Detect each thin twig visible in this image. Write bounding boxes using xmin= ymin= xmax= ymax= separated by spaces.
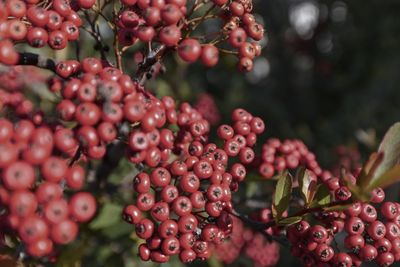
xmin=186 ymin=3 xmax=216 ymax=36
xmin=83 ymin=11 xmax=109 ymax=62
xmin=112 ymin=2 xmax=123 ymax=70
xmin=218 ymin=48 xmax=238 ymax=55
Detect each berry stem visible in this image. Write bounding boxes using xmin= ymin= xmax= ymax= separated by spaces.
xmin=186 ymin=3 xmax=216 ymax=36
xmin=136 ymin=44 xmax=168 ymax=85
xmin=112 ymin=1 xmax=123 ymax=71
xmin=83 ymin=11 xmax=110 ymax=63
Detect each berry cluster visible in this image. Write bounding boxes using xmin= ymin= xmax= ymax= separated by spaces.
xmin=127 ymin=98 xmax=210 ymax=167
xmin=123 ymin=108 xmax=265 ymax=263
xmin=0 ymin=87 xmax=34 ymax=117
xmin=0 ymin=0 xmax=265 ymax=72
xmin=0 ymin=65 xmax=46 ymax=92
xmin=258 ymin=138 xmax=323 ymax=179
xmin=0 ymin=0 xmax=88 ymax=65
xmin=285 ymin=166 xmax=400 ymax=267
xmin=193 ymin=92 xmax=221 ymax=125
xmin=54 ymin=60 xmax=140 ymax=159
xmin=0 ymin=118 xmax=96 ymax=258
xmin=115 ymin=0 xmax=264 ymax=70
xmin=214 ymin=214 xmax=280 ymax=266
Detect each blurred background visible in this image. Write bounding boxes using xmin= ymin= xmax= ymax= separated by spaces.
xmin=175 ymin=0 xmax=400 ymax=168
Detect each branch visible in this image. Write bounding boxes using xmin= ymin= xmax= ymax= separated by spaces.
xmin=231 ymin=199 xmax=353 ymax=245
xmin=112 ymin=2 xmax=122 ymax=70
xmin=230 ymin=209 xmax=277 ymax=243
xmin=135 ymin=44 xmax=168 ymax=85
xmin=17 ymin=52 xmax=57 ymax=72
xmin=291 ymin=199 xmax=352 ymax=217
xmin=83 ymin=11 xmax=109 ymax=63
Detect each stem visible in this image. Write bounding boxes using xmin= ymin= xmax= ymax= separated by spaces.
xmin=218 ymin=48 xmax=238 ymax=55
xmin=186 ymin=14 xmax=219 ymax=24
xmin=69 ymin=146 xmax=82 ymax=167
xmin=229 ymin=209 xmax=276 ymax=242
xmin=112 ymin=2 xmax=123 ymax=70
xmin=230 ymin=199 xmax=353 ymax=244
xmin=292 ymin=200 xmax=352 ymax=217
xmin=135 ymin=44 xmax=168 ymax=85
xmin=83 ymin=11 xmax=109 ymax=62
xmin=186 ymin=3 xmax=216 ymax=37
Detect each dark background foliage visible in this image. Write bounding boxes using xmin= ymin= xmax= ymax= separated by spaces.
xmin=190 ymin=0 xmax=400 ymax=166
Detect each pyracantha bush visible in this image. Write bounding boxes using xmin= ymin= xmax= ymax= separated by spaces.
xmin=1 ymin=0 xmax=400 ymax=267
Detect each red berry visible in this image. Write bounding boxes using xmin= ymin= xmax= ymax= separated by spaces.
xmin=178 ymin=38 xmax=201 ymax=63
xmin=69 ymin=192 xmax=97 ymax=222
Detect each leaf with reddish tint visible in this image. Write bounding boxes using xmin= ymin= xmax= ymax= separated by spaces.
xmin=297 ymin=168 xmax=317 ymax=206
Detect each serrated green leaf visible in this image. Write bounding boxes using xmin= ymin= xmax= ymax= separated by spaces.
xmin=310 ymin=185 xmax=331 ymax=208
xmin=277 ymin=216 xmax=303 ymax=226
xmin=272 ymin=172 xmax=292 ymax=220
xmin=89 ymin=203 xmax=123 ymax=230
xmin=297 ymin=168 xmax=317 ymax=206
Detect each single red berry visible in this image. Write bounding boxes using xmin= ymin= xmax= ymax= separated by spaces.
xmin=178 ymin=38 xmax=201 ymax=63
xmin=123 ymin=204 xmax=142 ymax=224
xmin=51 ymin=219 xmax=78 ymax=244
xmin=69 ymin=192 xmax=97 ymax=222
xmin=135 ymin=218 xmax=154 ymax=239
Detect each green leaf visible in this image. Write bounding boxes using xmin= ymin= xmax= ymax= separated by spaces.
xmin=369 ymin=122 xmax=400 ymax=185
xmin=101 ymin=221 xmax=133 ymax=239
xmin=297 ymin=168 xmax=317 ymax=206
xmin=56 ymin=241 xmax=87 ymax=267
xmin=323 ymin=204 xmax=352 ymax=212
xmin=277 ymin=216 xmax=303 ymax=226
xmin=344 ymin=178 xmax=370 ymax=202
xmin=89 ymin=203 xmax=123 ymax=230
xmin=366 ymin=165 xmax=400 ymax=191
xmin=207 ymin=255 xmax=224 ymax=267
xmin=357 ymin=152 xmax=384 ymax=189
xmin=310 ymin=185 xmax=331 ymax=208
xmin=272 ymin=172 xmax=292 ymax=220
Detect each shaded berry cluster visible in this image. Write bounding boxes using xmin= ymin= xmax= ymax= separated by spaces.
xmin=193 ymin=92 xmax=221 ymax=125
xmin=0 ymin=0 xmax=86 ymax=65
xmin=0 ymin=118 xmax=96 ymax=258
xmin=258 ymin=138 xmax=323 ymax=179
xmin=214 ymin=214 xmax=280 ymax=267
